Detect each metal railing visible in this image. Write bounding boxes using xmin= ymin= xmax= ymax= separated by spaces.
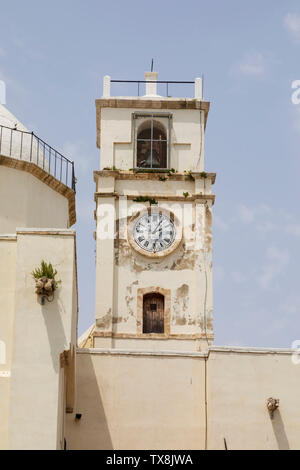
xmin=0 ymin=124 xmax=76 ymax=191
xmin=111 ymin=79 xmax=195 ymax=97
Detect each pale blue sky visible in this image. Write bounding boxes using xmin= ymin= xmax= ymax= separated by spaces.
xmin=1 ymin=0 xmax=300 ymax=347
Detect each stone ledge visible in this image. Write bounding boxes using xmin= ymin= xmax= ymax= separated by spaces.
xmin=0 ymin=234 xmax=17 ymax=241
xmin=16 ymin=228 xmax=76 ymax=236
xmin=96 ymin=97 xmax=209 ymax=107
xmin=77 ymin=348 xmax=208 ymax=358
xmin=92 ymin=331 xmax=214 ymax=340
xmin=208 ymin=346 xmax=297 ymax=356
xmin=94 ymin=170 xmax=216 ymax=184
xmin=94 ymin=192 xmax=215 ymax=204
xmin=0 ymin=154 xmax=76 ymax=227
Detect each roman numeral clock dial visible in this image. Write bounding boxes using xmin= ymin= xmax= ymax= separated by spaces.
xmin=133 ymin=213 xmax=176 ymax=253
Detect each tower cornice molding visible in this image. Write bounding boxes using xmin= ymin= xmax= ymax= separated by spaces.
xmin=94 ymin=191 xmax=215 ymax=204
xmin=94 ymin=170 xmax=216 ymax=184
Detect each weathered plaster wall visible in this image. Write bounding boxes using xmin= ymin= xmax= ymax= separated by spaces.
xmin=66 ymin=349 xmax=207 ymax=450
xmin=94 ymin=92 xmax=213 ymax=351
xmin=0 ymin=166 xmax=69 ymax=233
xmin=112 ymin=200 xmax=210 ymax=337
xmin=94 ymin=183 xmax=214 ymax=351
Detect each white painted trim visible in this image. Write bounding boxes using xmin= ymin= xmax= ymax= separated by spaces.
xmin=77 ymin=346 xmax=297 ymax=358
xmin=0 ymin=234 xmax=17 ymax=240
xmin=16 ymin=228 xmax=75 ymax=236
xmin=77 ymin=348 xmax=208 ymax=358
xmin=209 ymin=345 xmax=296 ymax=355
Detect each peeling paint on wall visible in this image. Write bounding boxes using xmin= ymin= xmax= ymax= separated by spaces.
xmin=115 ymin=230 xmax=203 ymax=273
xmin=96 ymin=309 xmax=112 ymax=329
xmin=198 ymin=308 xmax=213 ymax=334
xmin=125 ymin=282 xmax=137 ymax=319
xmin=204 ymin=206 xmax=212 ymax=252
xmin=172 ymin=284 xmax=194 ymax=326
xmin=112 ymin=316 xmax=123 ymax=324
xmin=111 ymin=214 xmax=212 ymax=338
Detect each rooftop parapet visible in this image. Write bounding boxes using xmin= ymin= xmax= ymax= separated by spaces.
xmin=102 ymin=71 xmax=203 ymax=100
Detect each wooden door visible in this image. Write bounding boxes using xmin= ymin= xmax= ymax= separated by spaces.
xmin=143 ymin=293 xmax=164 ymax=333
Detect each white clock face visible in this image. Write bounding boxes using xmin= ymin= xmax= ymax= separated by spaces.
xmin=133 ymin=213 xmax=176 ymax=253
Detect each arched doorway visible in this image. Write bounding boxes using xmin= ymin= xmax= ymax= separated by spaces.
xmin=143 ymin=293 xmax=165 ymax=333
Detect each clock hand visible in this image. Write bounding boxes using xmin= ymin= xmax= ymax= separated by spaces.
xmin=152 ymin=219 xmax=163 ymax=234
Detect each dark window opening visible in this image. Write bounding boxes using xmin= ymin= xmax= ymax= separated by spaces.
xmin=133 ymin=113 xmax=172 ymax=169
xmin=137 ymin=121 xmax=167 ymax=169
xmin=143 ymin=293 xmax=164 ymax=334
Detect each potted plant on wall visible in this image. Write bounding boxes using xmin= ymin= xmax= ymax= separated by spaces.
xmin=32 ymin=260 xmax=61 ymax=304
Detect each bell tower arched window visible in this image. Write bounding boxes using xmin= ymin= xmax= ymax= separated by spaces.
xmin=143 ymin=293 xmax=165 ymax=334
xmin=133 ymin=112 xmax=171 ymax=169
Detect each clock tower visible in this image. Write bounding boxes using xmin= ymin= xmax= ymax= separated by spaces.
xmin=94 ymin=71 xmax=215 ymax=351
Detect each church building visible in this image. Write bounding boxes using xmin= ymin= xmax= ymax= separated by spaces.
xmin=0 ymin=71 xmax=299 ymax=450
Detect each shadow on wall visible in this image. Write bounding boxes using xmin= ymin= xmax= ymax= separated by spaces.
xmin=66 ymin=353 xmax=113 ymax=450
xmin=41 ymin=290 xmax=68 ymax=374
xmin=271 ymin=411 xmax=290 ymax=450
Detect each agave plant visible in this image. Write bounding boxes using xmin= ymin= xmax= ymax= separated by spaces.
xmin=32 ymin=260 xmax=61 ymax=293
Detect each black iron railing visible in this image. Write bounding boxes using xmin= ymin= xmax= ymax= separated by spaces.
xmin=0 ymin=124 xmax=76 ymax=191
xmin=111 ymin=79 xmax=195 ymax=97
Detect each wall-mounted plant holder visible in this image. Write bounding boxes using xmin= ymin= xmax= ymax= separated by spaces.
xmin=32 ymin=261 xmax=61 ymax=305
xmin=266 ymin=397 xmax=279 ymax=419
xmin=35 ymin=277 xmax=55 ymax=304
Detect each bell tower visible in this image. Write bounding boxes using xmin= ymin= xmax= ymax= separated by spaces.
xmin=93 ymin=71 xmax=215 ymax=351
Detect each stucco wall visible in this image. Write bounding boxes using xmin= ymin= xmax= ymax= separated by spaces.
xmin=66 ymin=347 xmax=300 ymax=450
xmin=94 ymin=187 xmax=214 ymax=351
xmin=99 ymin=108 xmax=205 ymax=172
xmin=207 ymin=348 xmax=300 ymax=450
xmin=7 ymin=229 xmax=78 ymax=450
xmin=0 ymin=165 xmax=69 ymax=233
xmin=0 ymin=236 xmax=17 ymax=449
xmin=66 ymin=350 xmax=206 ymax=450
xmin=94 ymin=97 xmax=212 ymax=351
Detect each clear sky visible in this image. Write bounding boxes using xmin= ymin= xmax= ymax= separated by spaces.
xmin=1 ymin=0 xmax=300 ymax=348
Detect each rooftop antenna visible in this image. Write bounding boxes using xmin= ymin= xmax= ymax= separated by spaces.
xmin=151 ymin=59 xmax=154 ymax=72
